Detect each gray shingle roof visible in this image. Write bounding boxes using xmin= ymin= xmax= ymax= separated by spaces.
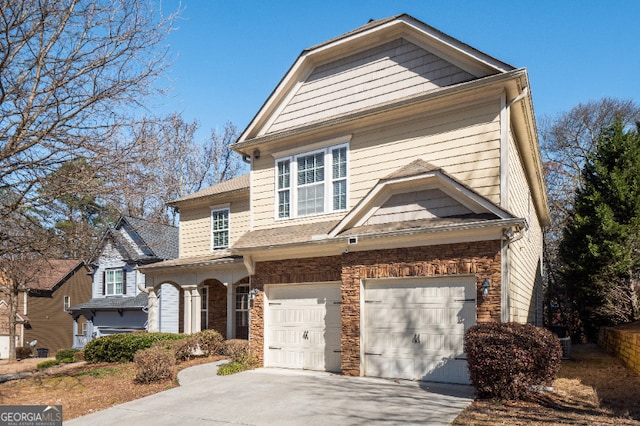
xmin=68 ymin=292 xmax=148 ymax=311
xmin=116 ymin=217 xmax=179 ymax=262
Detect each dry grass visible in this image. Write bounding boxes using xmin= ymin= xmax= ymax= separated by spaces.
xmin=0 ymin=356 xmax=221 ymax=421
xmin=452 ymin=343 xmax=640 ymax=425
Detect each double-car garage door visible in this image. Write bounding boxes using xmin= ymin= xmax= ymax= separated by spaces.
xmin=264 ymin=276 xmax=476 ymax=384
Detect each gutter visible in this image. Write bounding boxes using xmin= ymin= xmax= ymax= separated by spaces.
xmin=235 ymin=217 xmax=526 ymax=253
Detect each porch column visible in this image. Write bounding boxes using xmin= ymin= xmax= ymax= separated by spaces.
xmin=183 ymin=286 xmax=195 ymax=334
xmin=72 ymin=318 xmax=79 ymax=348
xmin=147 ymin=288 xmax=159 ymax=332
xmin=191 ymin=287 xmax=202 ymax=333
xmin=226 ymin=282 xmax=233 ymax=339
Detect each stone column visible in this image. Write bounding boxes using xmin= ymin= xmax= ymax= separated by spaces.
xmin=183 ymin=286 xmax=194 ymax=334
xmin=192 ymin=287 xmax=202 ymax=333
xmin=147 ymin=288 xmax=159 ymax=332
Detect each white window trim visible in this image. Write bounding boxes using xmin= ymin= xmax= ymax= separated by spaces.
xmin=105 ymin=268 xmax=124 ymax=296
xmin=274 ymin=142 xmax=349 ymax=220
xmin=210 ymin=206 xmax=231 ymax=250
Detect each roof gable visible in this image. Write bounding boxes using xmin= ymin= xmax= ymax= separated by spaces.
xmin=238 ymin=14 xmax=514 ymax=143
xmin=329 ymin=159 xmax=516 ymax=237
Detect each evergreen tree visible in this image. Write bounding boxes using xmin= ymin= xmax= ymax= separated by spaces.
xmin=559 ymin=119 xmax=640 ymax=340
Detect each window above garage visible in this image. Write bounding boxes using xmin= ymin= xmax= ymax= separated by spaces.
xmin=275 ymin=142 xmax=349 ymax=220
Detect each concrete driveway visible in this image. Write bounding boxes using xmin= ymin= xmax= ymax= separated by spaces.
xmin=66 ymin=361 xmax=474 ymax=425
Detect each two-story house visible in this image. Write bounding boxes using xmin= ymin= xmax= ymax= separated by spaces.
xmin=69 ymin=216 xmax=178 ymax=348
xmin=143 ymin=14 xmax=549 ymax=384
xmin=0 ymin=259 xmax=91 ymax=358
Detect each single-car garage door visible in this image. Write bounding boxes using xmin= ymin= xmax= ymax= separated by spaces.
xmin=364 ymin=276 xmax=476 ymax=384
xmin=266 ymin=283 xmax=341 ymax=372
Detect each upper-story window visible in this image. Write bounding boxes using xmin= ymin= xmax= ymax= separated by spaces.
xmin=211 ymin=208 xmax=230 ymax=250
xmin=105 ymin=268 xmax=124 ymax=296
xmin=276 ymin=143 xmax=348 ymax=219
xmin=63 ymin=295 xmax=70 ymax=311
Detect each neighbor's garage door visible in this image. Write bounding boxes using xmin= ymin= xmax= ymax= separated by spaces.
xmin=266 ymin=283 xmax=341 ymax=372
xmin=364 ymin=276 xmax=476 ymax=384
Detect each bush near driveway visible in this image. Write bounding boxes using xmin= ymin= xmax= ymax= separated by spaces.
xmin=84 ymin=332 xmax=186 ymax=363
xmin=465 ymin=322 xmax=563 ymax=400
xmin=133 ymin=346 xmax=177 ymax=384
xmin=217 ymin=339 xmax=259 ymax=376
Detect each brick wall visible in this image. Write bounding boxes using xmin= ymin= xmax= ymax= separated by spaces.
xmin=599 ymin=324 xmax=640 ymax=375
xmin=207 ymin=281 xmax=227 ymax=337
xmin=249 ymin=240 xmax=502 ymax=373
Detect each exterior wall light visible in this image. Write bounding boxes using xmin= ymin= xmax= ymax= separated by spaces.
xmin=482 ymin=278 xmax=491 ymax=296
xmin=250 ymin=288 xmax=260 ymax=300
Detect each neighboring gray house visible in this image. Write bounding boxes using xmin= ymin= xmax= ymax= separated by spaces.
xmin=69 ymin=216 xmax=179 ymax=348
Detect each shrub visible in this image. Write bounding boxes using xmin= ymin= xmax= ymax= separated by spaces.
xmin=217 ymin=339 xmax=258 ymax=375
xmin=224 ymin=339 xmax=252 ymax=363
xmin=133 ymin=346 xmax=176 ymax=384
xmin=217 ymin=361 xmax=247 ymax=376
xmin=37 ymin=359 xmax=60 ymax=369
xmin=16 ymin=346 xmax=33 ymax=360
xmin=55 ymin=348 xmax=79 ymax=363
xmin=465 ymin=322 xmax=563 ymax=400
xmin=84 ymin=332 xmax=185 ymax=363
xmin=193 ymin=329 xmax=225 ymax=356
xmin=155 ymin=337 xmax=200 ymax=362
xmin=73 ymin=350 xmax=85 ymax=362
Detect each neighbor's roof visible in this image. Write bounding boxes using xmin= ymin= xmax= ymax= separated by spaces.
xmin=27 ymin=259 xmax=85 ymax=291
xmin=119 ymin=216 xmax=179 ymax=261
xmin=168 ymin=174 xmax=250 ymax=206
xmin=68 ymin=292 xmax=148 ymax=311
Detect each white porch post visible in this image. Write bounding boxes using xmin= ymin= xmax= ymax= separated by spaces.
xmin=183 ymin=286 xmax=194 ymax=334
xmin=225 ymin=282 xmax=233 ymax=339
xmin=72 ymin=319 xmax=79 ymax=348
xmin=192 ymin=287 xmax=202 ymax=333
xmin=147 ymin=288 xmax=159 ymax=332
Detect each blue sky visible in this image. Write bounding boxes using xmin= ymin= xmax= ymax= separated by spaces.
xmin=156 ymin=0 xmax=640 ymax=139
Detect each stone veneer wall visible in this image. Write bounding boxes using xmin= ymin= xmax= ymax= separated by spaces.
xmin=249 ymin=240 xmax=502 ymax=373
xmin=599 ymin=323 xmax=640 ymax=375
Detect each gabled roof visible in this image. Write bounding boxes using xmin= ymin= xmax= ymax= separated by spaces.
xmin=26 ymin=259 xmax=86 ymax=292
xmin=236 ymin=14 xmax=514 ymax=144
xmin=91 ymin=216 xmax=178 ymax=265
xmin=168 ymin=174 xmax=250 ymax=207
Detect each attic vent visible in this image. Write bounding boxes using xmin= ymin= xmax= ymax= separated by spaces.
xmin=348 ymin=236 xmax=358 ymax=245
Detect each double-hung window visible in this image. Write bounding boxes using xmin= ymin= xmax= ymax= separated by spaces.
xmin=276 ymin=143 xmax=348 ymax=219
xmin=105 ymin=269 xmax=124 ymax=296
xmin=211 ymin=208 xmax=230 ymax=250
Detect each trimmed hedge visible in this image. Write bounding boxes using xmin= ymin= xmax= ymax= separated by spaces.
xmin=84 ymin=332 xmax=185 ymax=363
xmin=465 ymin=322 xmax=563 ymax=400
xmin=16 ymin=346 xmax=33 ymax=360
xmin=55 ymin=348 xmax=80 ymax=363
xmin=217 ymin=339 xmax=258 ymax=376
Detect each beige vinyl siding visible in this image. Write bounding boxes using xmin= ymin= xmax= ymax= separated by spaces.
xmin=251 ymin=100 xmax=501 ymax=230
xmin=366 ymin=189 xmax=472 ymax=225
xmin=268 ymin=38 xmax=474 ymax=134
xmin=179 ymin=197 xmax=250 ymax=258
xmin=507 ymin=131 xmax=544 ymax=325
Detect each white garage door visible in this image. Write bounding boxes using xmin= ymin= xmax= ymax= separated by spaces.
xmin=364 ymin=276 xmax=476 ymax=384
xmin=266 ymin=283 xmax=341 ymax=372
